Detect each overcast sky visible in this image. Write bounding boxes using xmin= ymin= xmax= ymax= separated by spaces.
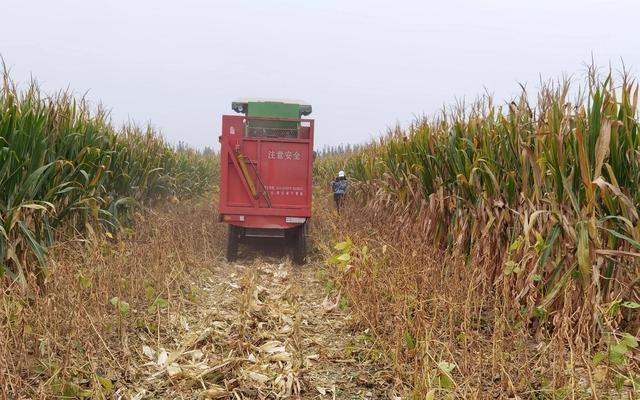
xmin=2 ymin=0 xmax=639 ymax=150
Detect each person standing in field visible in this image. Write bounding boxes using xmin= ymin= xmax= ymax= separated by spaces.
xmin=331 ymin=170 xmax=348 ymax=213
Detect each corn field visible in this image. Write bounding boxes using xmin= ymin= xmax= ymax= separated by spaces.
xmin=0 ymin=70 xmax=217 ymax=286
xmin=318 ymin=72 xmax=640 ymax=337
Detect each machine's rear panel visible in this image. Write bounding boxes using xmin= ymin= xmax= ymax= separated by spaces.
xmin=219 ymin=114 xmax=314 ymax=227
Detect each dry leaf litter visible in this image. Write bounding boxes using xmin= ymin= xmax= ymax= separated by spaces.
xmin=120 ymin=257 xmax=397 ymax=399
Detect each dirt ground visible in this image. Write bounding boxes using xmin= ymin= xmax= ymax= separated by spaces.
xmin=5 ymin=196 xmax=635 ymax=399
xmin=1 ymin=196 xmax=401 ymax=399
xmin=117 ymin=219 xmax=398 ymax=399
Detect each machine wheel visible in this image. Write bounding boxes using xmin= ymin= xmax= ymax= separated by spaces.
xmin=226 ymin=225 xmax=239 ymax=262
xmin=292 ymin=224 xmax=307 ymax=265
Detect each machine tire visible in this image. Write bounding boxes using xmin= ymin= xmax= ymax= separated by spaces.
xmin=226 ymin=225 xmax=239 ymax=262
xmin=293 ymin=224 xmax=307 ymax=265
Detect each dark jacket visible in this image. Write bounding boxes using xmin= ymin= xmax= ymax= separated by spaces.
xmin=332 ymin=177 xmax=347 ymax=194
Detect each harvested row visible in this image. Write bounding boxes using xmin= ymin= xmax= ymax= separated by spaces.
xmin=0 ymin=69 xmax=217 ymax=287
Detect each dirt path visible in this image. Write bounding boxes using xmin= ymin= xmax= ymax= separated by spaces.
xmin=125 ymin=237 xmax=396 ymax=399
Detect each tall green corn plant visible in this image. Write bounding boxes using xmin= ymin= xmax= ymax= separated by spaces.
xmin=320 ymin=71 xmax=640 ymax=332
xmin=0 ymin=68 xmax=217 ymax=285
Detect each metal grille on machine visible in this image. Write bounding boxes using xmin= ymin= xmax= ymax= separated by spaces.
xmin=246 ymin=126 xmax=299 ymax=138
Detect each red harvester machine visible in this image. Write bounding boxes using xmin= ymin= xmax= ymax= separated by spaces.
xmin=218 ymin=98 xmax=314 ymax=264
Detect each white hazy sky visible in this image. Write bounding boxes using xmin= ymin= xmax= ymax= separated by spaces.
xmin=1 ymin=0 xmax=639 ymax=150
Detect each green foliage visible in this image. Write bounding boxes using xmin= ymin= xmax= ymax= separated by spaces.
xmin=328 ymin=238 xmax=353 ymax=270
xmin=109 ymin=296 xmax=130 ymax=316
xmin=75 ymin=271 xmax=92 ymax=289
xmin=403 ymin=331 xmax=416 ymax=349
xmin=593 ymin=333 xmax=638 ymax=367
xmin=316 ymin=70 xmax=640 ymax=326
xmin=147 ymin=296 xmax=169 ymax=313
xmin=0 ymin=68 xmax=218 ymax=285
xmin=338 ymin=295 xmax=349 ymax=311
xmin=435 ymin=361 xmax=456 ymax=390
xmin=96 ymin=375 xmax=114 ymax=392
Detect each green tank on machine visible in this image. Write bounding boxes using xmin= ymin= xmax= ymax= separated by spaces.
xmin=231 ymin=98 xmax=312 ymax=138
